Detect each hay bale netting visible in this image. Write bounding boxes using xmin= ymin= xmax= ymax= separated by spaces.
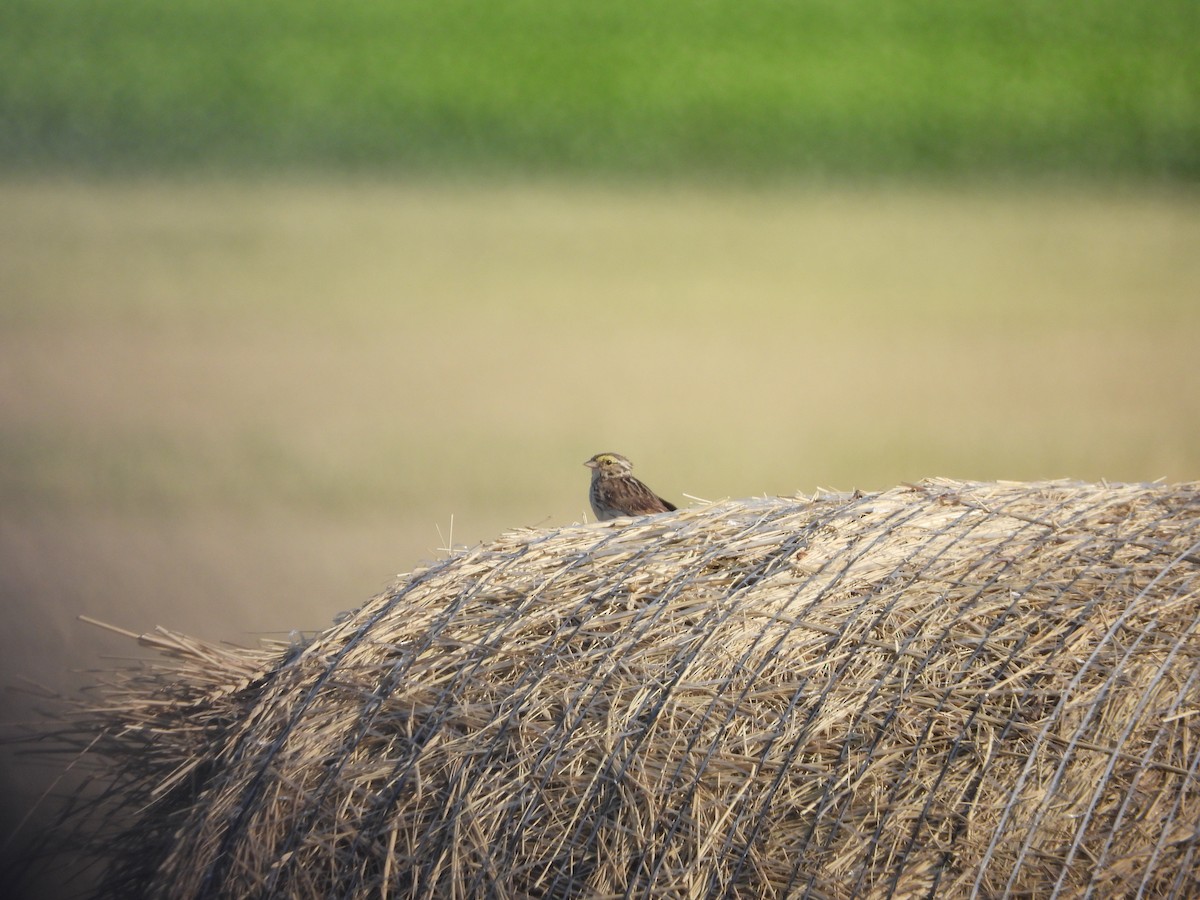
xmin=42 ymin=479 xmax=1200 ymax=898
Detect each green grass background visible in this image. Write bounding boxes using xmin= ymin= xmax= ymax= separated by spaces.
xmin=2 ymin=0 xmax=1197 ymax=178
xmin=2 ymin=2 xmax=1200 ymax=894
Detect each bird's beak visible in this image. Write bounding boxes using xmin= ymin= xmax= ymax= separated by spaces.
xmin=584 ymin=460 xmax=598 ymax=469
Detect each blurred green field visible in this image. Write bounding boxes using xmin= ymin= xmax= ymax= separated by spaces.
xmin=2 ymin=0 xmax=1197 ymax=178
xmin=2 ymin=177 xmax=1199 ymax=894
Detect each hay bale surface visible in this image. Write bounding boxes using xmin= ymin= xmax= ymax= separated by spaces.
xmin=45 ymin=479 xmax=1200 ymax=897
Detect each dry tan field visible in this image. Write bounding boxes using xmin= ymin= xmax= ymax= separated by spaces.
xmin=2 ymin=178 xmax=1198 ymax=888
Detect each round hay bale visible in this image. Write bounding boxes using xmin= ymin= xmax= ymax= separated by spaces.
xmin=43 ymin=479 xmax=1200 ymax=897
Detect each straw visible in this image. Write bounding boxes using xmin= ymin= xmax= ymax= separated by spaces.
xmin=29 ymin=479 xmax=1200 ymax=898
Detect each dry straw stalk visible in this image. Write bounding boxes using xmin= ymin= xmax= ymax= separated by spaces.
xmin=32 ymin=479 xmax=1200 ymax=897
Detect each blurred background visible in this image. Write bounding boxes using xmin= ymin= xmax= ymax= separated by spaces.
xmin=2 ymin=0 xmax=1198 ymax=892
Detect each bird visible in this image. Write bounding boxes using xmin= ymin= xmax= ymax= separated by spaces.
xmin=584 ymin=452 xmax=677 ymax=521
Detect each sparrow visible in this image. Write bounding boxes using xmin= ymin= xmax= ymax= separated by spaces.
xmin=584 ymin=452 xmax=677 ymax=521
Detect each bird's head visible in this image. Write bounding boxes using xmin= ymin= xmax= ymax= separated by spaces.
xmin=584 ymin=452 xmax=633 ymax=476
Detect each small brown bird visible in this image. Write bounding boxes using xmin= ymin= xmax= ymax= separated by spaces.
xmin=584 ymin=452 xmax=677 ymax=521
